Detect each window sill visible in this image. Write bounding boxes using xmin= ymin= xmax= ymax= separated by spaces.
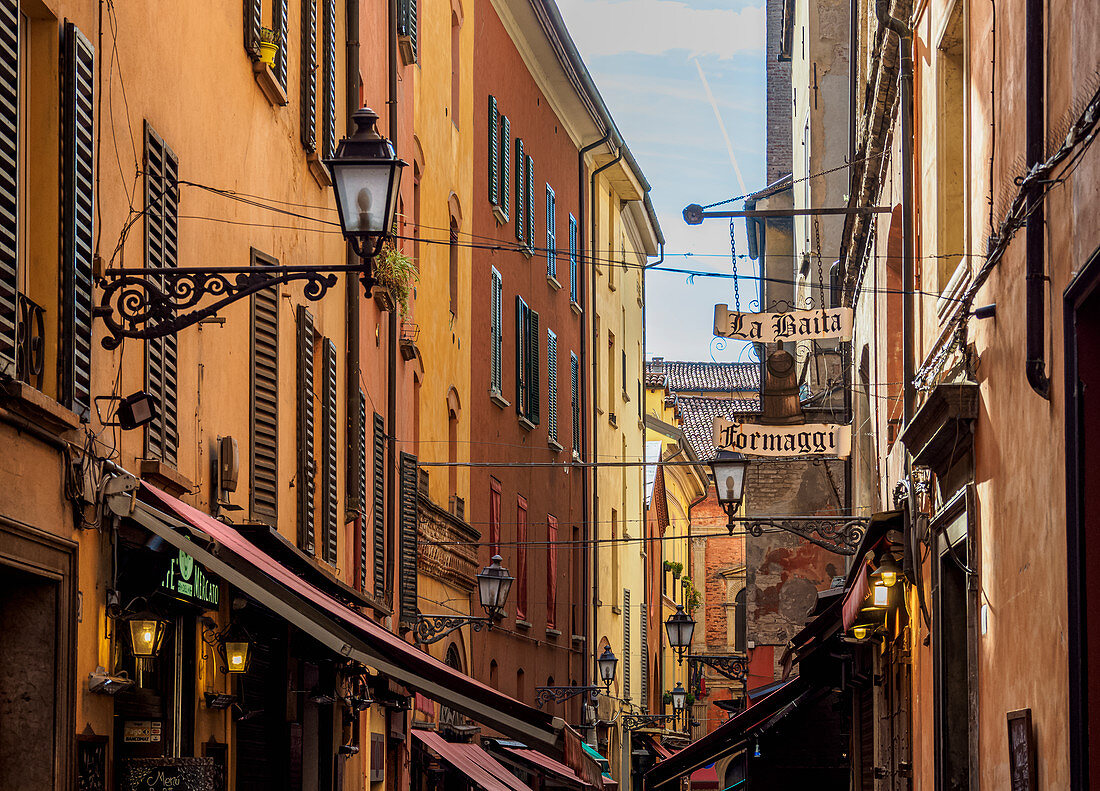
xmin=492 ymin=205 xmax=509 ymax=225
xmin=547 ymin=274 xmax=562 ymax=291
xmin=608 ymin=413 xmax=617 ymax=427
xmin=518 ymin=415 xmax=536 ymax=433
xmin=139 ymin=459 xmax=193 ymax=498
xmin=520 ymin=246 xmax=534 ymax=260
xmin=548 ymin=438 xmax=563 ymax=453
xmin=608 ymin=281 xmax=617 ymax=292
xmin=622 ymin=391 xmax=630 ymax=403
xmin=0 ymin=378 xmax=82 ymax=435
xmin=307 ymin=152 xmax=332 ymax=189
xmin=571 ymin=634 xmax=586 ymax=645
xmin=572 ymin=450 xmax=581 ymax=462
xmin=611 ymin=605 xmax=621 ymax=615
xmin=516 ymin=619 xmax=532 ymax=631
xmin=596 ymin=406 xmax=604 ymax=416
xmin=252 ymin=61 xmax=288 ymax=107
xmin=545 ymin=628 xmax=561 ymax=639
xmin=570 ymin=301 xmax=582 ymax=316
xmin=489 ymin=390 xmax=510 ymax=410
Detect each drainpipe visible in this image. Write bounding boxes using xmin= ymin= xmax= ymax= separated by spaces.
xmin=1025 ymin=0 xmax=1049 ymax=398
xmin=589 ymin=146 xmax=623 ymax=673
xmin=345 ymin=0 xmax=362 ymax=584
xmin=385 ymin=0 xmax=400 ymax=609
xmin=578 ymin=131 xmax=609 ymax=696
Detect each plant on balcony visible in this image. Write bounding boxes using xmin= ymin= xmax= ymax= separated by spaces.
xmin=373 ymin=244 xmax=418 ymax=316
xmin=666 ymin=560 xmax=683 ymax=579
xmin=258 ymin=28 xmax=280 ymax=68
xmin=682 ymin=577 xmax=702 ymax=615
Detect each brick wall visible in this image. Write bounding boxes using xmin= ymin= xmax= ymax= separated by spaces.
xmin=766 ymin=0 xmax=793 ymax=184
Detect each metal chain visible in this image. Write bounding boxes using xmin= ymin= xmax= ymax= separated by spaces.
xmin=813 ymin=216 xmax=825 ymax=312
xmin=730 ymin=219 xmax=741 ymax=312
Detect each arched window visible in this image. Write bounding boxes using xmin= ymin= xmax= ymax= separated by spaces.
xmin=449 ymin=217 xmax=459 ymax=316
xmin=734 ymin=588 xmax=747 ymax=652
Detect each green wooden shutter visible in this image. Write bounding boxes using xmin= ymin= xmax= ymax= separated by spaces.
xmin=624 ymin=589 xmax=631 ymax=699
xmin=500 ymin=115 xmax=511 ymax=219
xmin=300 ymin=0 xmax=317 ymax=152
xmin=640 ymin=605 xmax=648 ymax=709
xmin=547 ymin=329 xmax=557 ymax=442
xmin=320 ymin=338 xmax=339 ymax=565
xmin=297 ymin=305 xmax=316 ymax=553
xmin=244 ymin=0 xmax=262 ymax=57
xmin=527 ymin=308 xmax=539 ymax=425
xmin=571 ymin=353 xmax=579 ymax=454
xmin=515 ymin=296 xmax=527 ymax=413
xmin=321 ymin=0 xmax=337 ymax=160
xmin=569 ymin=215 xmax=578 ymax=304
xmin=398 ymin=451 xmax=419 ymax=628
xmin=274 ymin=0 xmax=289 ymax=88
xmin=525 ymin=155 xmax=535 ymax=250
xmin=250 ymin=258 xmax=279 ymax=525
xmin=372 ymin=412 xmax=386 ymax=598
xmin=488 ymin=96 xmax=499 ymax=206
xmin=60 ymin=22 xmax=95 ymax=418
xmin=0 ymin=0 xmax=17 ymax=374
xmin=490 ymin=268 xmax=502 ymax=393
xmin=514 ymin=138 xmax=525 ymax=242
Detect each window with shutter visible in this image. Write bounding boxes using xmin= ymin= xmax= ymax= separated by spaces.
xmin=545 ymin=185 xmax=556 ymax=279
xmin=640 ymin=606 xmax=648 ymax=709
xmin=59 ymin=22 xmax=94 ymax=417
xmin=372 ymin=412 xmax=386 ymax=598
xmin=514 ymin=297 xmax=539 ymax=424
xmin=499 ymin=115 xmax=510 ymax=220
xmin=398 ymin=0 xmax=417 ymax=63
xmin=297 ymin=305 xmax=316 ymax=553
xmin=244 ymin=0 xmax=262 ymax=57
xmin=300 ymin=0 xmax=317 ymax=152
xmin=547 ymin=330 xmax=557 ymax=444
xmin=490 ymin=267 xmax=502 ymax=394
xmin=514 ymin=138 xmax=524 ymax=243
xmin=515 ymin=295 xmax=527 ymax=414
xmin=527 ymin=308 xmax=539 ymax=425
xmin=489 ymin=477 xmax=501 ymax=554
xmin=321 ymin=0 xmax=336 ymax=160
xmin=571 ymin=353 xmax=580 ymax=455
xmin=273 ymin=0 xmax=289 ymax=88
xmin=398 ymin=451 xmax=418 ymax=628
xmin=250 ymin=251 xmax=279 ymax=526
xmin=516 ymin=496 xmax=528 ymax=621
xmin=143 ymin=124 xmax=179 ymax=465
xmin=525 ymin=155 xmax=535 ymax=251
xmin=546 ymin=516 xmax=558 ymax=629
xmin=320 ymin=338 xmax=339 ymax=565
xmin=356 ymin=390 xmax=368 ymax=588
xmin=0 ymin=2 xmax=16 ymax=374
xmin=568 ymin=215 xmax=578 ymax=305
xmin=488 ymin=96 xmax=499 ymax=206
xmin=623 ymin=589 xmax=631 ymax=699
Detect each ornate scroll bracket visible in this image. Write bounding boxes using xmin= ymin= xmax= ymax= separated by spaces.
xmin=686 ymin=653 xmax=750 ymax=683
xmin=621 ymin=713 xmax=678 ymax=731
xmin=731 ymin=516 xmax=867 ymax=555
xmin=534 ymin=686 xmax=600 ymax=709
xmin=412 ymin=612 xmax=489 ymax=645
xmin=95 ymin=263 xmax=373 ymax=350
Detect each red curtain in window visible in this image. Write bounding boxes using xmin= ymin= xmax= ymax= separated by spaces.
xmin=516 ymin=497 xmax=528 ymax=620
xmin=489 ymin=478 xmax=501 ymax=555
xmin=546 ymin=515 xmax=558 ymax=629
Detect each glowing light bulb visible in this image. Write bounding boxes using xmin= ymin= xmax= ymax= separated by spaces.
xmin=851 ymin=625 xmax=868 ymax=641
xmin=873 ymin=583 xmax=889 ymax=607
xmin=142 ymin=630 xmax=153 ymax=644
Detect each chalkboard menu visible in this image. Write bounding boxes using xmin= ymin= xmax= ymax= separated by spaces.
xmin=76 ymin=733 xmax=108 ymax=791
xmin=1007 ymin=708 xmax=1037 ymax=791
xmin=122 ymin=758 xmax=216 ymax=791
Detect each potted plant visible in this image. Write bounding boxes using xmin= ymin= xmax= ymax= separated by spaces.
xmin=666 ymin=561 xmax=683 ymax=579
xmin=258 ymin=28 xmax=279 ymax=68
xmin=372 ymin=244 xmax=418 ymax=315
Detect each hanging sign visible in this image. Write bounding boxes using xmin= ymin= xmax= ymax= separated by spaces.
xmin=161 ymin=548 xmax=220 ymax=609
xmin=713 ymin=416 xmax=851 ymax=458
xmin=713 ymin=304 xmax=854 ymax=343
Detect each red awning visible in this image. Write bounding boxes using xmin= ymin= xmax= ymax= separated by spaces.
xmin=414 ymin=730 xmax=532 ymax=791
xmin=637 ymin=734 xmax=676 ymax=761
xmin=108 ymin=479 xmax=569 ymax=758
xmin=841 ymin=558 xmax=871 ymax=630
xmin=506 ymin=747 xmax=595 ymax=787
xmin=689 ymin=765 xmax=719 ymax=789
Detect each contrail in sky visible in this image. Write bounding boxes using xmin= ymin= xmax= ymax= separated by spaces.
xmin=694 ymin=57 xmax=748 ymax=197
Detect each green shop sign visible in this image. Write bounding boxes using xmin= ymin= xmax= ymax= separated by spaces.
xmin=162 ymin=549 xmax=220 ymax=609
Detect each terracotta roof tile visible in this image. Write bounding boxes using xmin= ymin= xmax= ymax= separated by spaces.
xmin=676 ymin=396 xmax=760 ymax=461
xmin=644 ymin=360 xmax=760 ymax=393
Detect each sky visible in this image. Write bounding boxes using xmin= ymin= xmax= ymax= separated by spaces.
xmin=557 ymin=0 xmax=767 ymax=363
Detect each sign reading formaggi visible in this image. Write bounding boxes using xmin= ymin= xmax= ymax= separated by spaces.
xmin=713 ymin=416 xmax=852 ymax=458
xmin=713 ymin=304 xmax=854 ymax=343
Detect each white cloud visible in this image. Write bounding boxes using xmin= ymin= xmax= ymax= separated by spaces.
xmin=558 ymin=0 xmax=765 ymax=60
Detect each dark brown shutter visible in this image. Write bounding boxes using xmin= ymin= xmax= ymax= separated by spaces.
xmin=59 ymin=22 xmax=94 ymax=418
xmin=398 ymin=0 xmax=417 ymax=62
xmin=527 ymin=308 xmax=539 ymax=424
xmin=143 ymin=124 xmax=179 ymax=464
xmin=321 ymin=0 xmax=336 ymax=160
xmin=250 ymin=254 xmax=279 ymax=525
xmin=297 ymin=305 xmax=316 ymax=553
xmin=243 ymin=0 xmax=262 ymax=57
xmin=0 ymin=0 xmax=17 ymax=372
xmin=372 ymin=412 xmax=386 ymax=599
xmin=356 ymin=389 xmax=368 ymax=589
xmin=320 ymin=338 xmax=339 ymax=565
xmin=623 ymin=589 xmax=631 ymax=699
xmin=300 ymin=0 xmax=317 ymax=152
xmin=398 ymin=451 xmax=418 ymax=627
xmin=515 ymin=296 xmax=526 ymax=414
xmin=640 ymin=605 xmax=648 ymax=708
xmin=274 ymin=0 xmax=289 ymax=89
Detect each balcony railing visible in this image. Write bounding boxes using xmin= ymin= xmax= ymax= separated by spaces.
xmin=16 ymin=293 xmax=45 ymax=390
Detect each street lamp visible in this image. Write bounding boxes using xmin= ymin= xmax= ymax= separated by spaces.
xmin=414 ymin=555 xmax=513 ymax=644
xmin=325 ymin=107 xmax=407 ymax=259
xmin=670 ymin=682 xmax=688 ymax=712
xmin=709 ymin=451 xmax=750 ymax=534
xmin=476 ymin=555 xmax=514 ymax=620
xmin=665 ymin=604 xmax=696 ymax=664
xmin=224 ymin=640 xmax=253 ymax=674
xmin=127 ymin=615 xmax=168 ymax=659
xmin=597 ymin=646 xmax=619 ymax=691
xmin=870 ymin=554 xmax=901 ymax=587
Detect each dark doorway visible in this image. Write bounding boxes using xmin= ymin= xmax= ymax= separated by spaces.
xmin=0 ymin=564 xmax=59 ymax=790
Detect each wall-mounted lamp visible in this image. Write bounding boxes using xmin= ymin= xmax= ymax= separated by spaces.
xmin=224 ymin=641 xmax=252 ymax=674
xmin=127 ymin=616 xmax=168 ymax=659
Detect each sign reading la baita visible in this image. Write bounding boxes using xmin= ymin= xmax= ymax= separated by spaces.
xmin=713 ymin=304 xmax=854 ymax=343
xmin=713 ymin=417 xmax=852 ymax=458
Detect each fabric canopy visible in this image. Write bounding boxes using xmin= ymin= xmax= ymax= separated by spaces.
xmin=506 ymin=747 xmax=595 ymax=787
xmin=106 ymin=477 xmax=568 ymax=757
xmin=414 ymin=730 xmax=532 ymax=791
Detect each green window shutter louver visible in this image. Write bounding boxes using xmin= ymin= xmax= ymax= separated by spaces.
xmin=547 ymin=330 xmax=557 ymax=442
xmin=488 ymin=96 xmax=499 ymax=205
xmin=515 ymin=138 xmax=525 ymax=242
xmin=569 ymin=214 xmax=578 ymax=304
xmin=527 ymin=308 xmax=540 ymax=425
xmin=500 ymin=115 xmax=511 ymax=219
xmin=525 ymin=155 xmax=535 ymax=250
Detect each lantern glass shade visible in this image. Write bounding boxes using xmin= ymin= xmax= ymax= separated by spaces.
xmin=325 ymin=108 xmax=406 ymax=246
xmin=225 ymin=641 xmax=252 ymax=674
xmin=664 ymin=604 xmax=696 ymax=651
xmin=850 ymin=624 xmax=869 ymax=641
xmin=872 ymin=582 xmax=890 ymax=607
xmin=670 ymin=682 xmax=688 ymax=711
xmin=870 ymin=555 xmax=901 ymax=587
xmin=597 ymin=646 xmax=618 ymax=687
xmin=477 ymin=555 xmax=514 ymax=616
xmin=128 ymin=618 xmax=166 ymax=658
xmin=709 ymin=451 xmax=749 ymax=507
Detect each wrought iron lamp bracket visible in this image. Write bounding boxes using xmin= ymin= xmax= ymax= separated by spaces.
xmin=686 ymin=653 xmax=750 ymax=683
xmin=95 ymin=260 xmax=376 ymax=350
xmin=412 ymin=611 xmax=490 ymax=645
xmin=726 ymin=513 xmax=867 ymax=555
xmin=622 ymin=713 xmax=678 ymax=730
xmin=534 ymin=686 xmax=600 ymax=709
